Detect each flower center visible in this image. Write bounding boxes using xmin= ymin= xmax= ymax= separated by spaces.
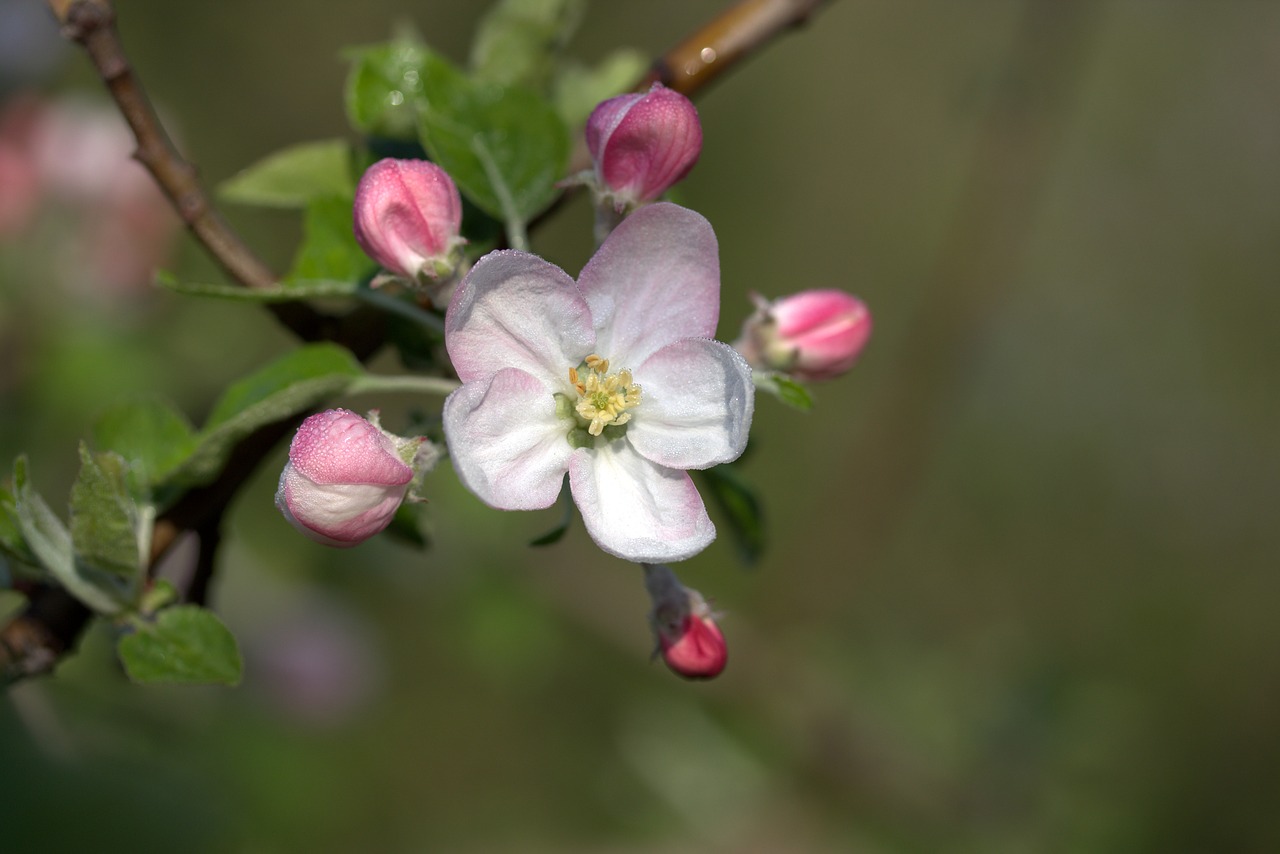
xmin=562 ymin=354 xmax=642 ymax=439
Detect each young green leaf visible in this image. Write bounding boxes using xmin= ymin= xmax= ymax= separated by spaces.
xmin=552 ymin=49 xmax=648 ymax=129
xmin=417 ymin=54 xmax=570 ymax=223
xmin=288 ymin=195 xmax=375 ymax=283
xmin=12 ymin=457 xmax=132 ymax=614
xmin=70 ymin=444 xmax=147 ymax=581
xmin=219 ymin=140 xmax=356 ymax=208
xmin=0 ymin=484 xmax=38 ymax=568
xmin=92 ymin=399 xmax=198 ymax=486
xmin=345 ymin=35 xmax=432 ymax=139
xmin=697 ymin=464 xmax=766 ymax=566
xmin=470 ymin=0 xmax=586 ymax=92
xmin=165 ymin=344 xmax=365 ymax=486
xmin=117 ymin=605 xmax=243 ymax=686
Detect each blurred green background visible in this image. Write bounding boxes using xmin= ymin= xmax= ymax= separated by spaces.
xmin=2 ymin=0 xmax=1278 ymax=851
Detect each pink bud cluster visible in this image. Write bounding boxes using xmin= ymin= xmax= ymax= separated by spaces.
xmin=736 ymin=289 xmax=871 ymax=382
xmin=276 ymin=409 xmax=419 ymax=548
xmin=644 ymin=564 xmax=728 ymax=680
xmin=353 ymin=158 xmax=464 ymax=283
xmin=586 ymin=83 xmax=702 ymax=210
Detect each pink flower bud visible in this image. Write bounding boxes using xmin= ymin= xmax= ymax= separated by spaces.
xmin=586 ymin=83 xmax=702 ymax=209
xmin=737 ymin=290 xmax=871 ymax=381
xmin=643 ymin=564 xmax=728 ymax=680
xmin=275 ymin=409 xmax=415 ymax=548
xmin=352 ymin=158 xmax=464 ymax=281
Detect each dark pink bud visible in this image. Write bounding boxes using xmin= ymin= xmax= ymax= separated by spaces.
xmin=275 ymin=409 xmax=415 ymax=548
xmin=737 ymin=290 xmax=871 ymax=381
xmin=586 ymin=83 xmax=701 ymax=208
xmin=643 ymin=564 xmax=728 ymax=680
xmin=353 ymin=158 xmax=464 ymax=281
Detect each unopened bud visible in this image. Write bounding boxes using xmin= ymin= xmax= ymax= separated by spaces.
xmin=736 ymin=289 xmax=871 ymax=382
xmin=276 ymin=409 xmax=421 ymax=548
xmin=352 ymin=158 xmax=464 ymax=283
xmin=586 ymin=83 xmax=702 ymax=211
xmin=643 ymin=564 xmax=727 ymax=680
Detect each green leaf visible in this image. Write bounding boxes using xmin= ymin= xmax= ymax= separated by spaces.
xmin=70 ymin=444 xmax=146 ymax=580
xmin=470 ymin=0 xmax=586 ymax=92
xmin=92 ymin=399 xmax=198 ymax=486
xmin=12 ymin=457 xmax=132 ymax=613
xmin=383 ymin=502 xmax=430 ymax=549
xmin=417 ymin=54 xmax=570 ymax=222
xmin=166 ymin=344 xmax=364 ymax=486
xmin=345 ymin=34 xmax=432 ymax=139
xmin=697 ymin=464 xmax=766 ymax=566
xmin=219 ymin=140 xmax=355 ymax=208
xmin=754 ymin=372 xmax=814 ymax=412
xmin=552 ymin=49 xmax=648 ymax=129
xmin=287 ymin=195 xmax=375 ymax=283
xmin=118 ymin=605 xmax=243 ymax=686
xmin=157 ymin=272 xmax=359 ymax=303
xmin=0 ymin=484 xmax=38 ymax=568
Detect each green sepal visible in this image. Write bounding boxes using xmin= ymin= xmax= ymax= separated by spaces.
xmin=417 ymin=54 xmax=570 ymax=223
xmin=117 ymin=604 xmax=243 ymax=686
xmin=753 ymin=371 xmax=815 ymax=412
xmin=470 ymin=0 xmax=586 ymax=92
xmin=697 ymin=463 xmax=766 ymax=567
xmin=529 ymin=476 xmax=573 ymax=546
xmin=218 ymin=139 xmax=356 ymax=208
xmin=164 ymin=344 xmax=365 ymax=487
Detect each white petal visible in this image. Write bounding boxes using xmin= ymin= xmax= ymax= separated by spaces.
xmin=629 ymin=338 xmax=755 ymax=470
xmin=446 ymin=250 xmax=595 ymax=387
xmin=577 ymin=203 xmax=720 ymax=365
xmin=569 ymin=443 xmax=715 ymax=563
xmin=443 ymin=368 xmax=572 ymax=510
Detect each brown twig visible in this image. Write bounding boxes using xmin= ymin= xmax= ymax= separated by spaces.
xmin=51 ymin=0 xmax=277 ymax=290
xmin=2 ymin=0 xmax=837 ymax=683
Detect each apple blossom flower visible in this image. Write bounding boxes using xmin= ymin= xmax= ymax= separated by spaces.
xmin=276 ymin=408 xmax=426 ymax=548
xmin=735 ymin=289 xmax=871 ymax=381
xmin=442 ymin=203 xmax=753 ymax=563
xmin=352 ymin=157 xmax=465 ymax=283
xmin=585 ymin=83 xmax=702 ymax=211
xmin=643 ymin=563 xmax=727 ymax=680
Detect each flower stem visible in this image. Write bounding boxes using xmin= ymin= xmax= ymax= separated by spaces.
xmin=355 ymin=287 xmax=446 ymax=334
xmin=347 ymin=374 xmax=460 ymax=397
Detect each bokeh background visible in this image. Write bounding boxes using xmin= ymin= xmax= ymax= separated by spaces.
xmin=2 ymin=0 xmax=1278 ymax=851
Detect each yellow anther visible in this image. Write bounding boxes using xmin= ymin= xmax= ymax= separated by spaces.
xmin=566 ymin=354 xmax=642 ymax=438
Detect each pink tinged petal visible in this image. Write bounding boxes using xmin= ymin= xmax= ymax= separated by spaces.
xmin=661 ymin=615 xmax=728 ymax=680
xmin=442 ymin=367 xmax=573 ymax=510
xmin=585 ymin=92 xmax=643 ymax=164
xmin=568 ymin=444 xmax=715 ymax=563
xmin=277 ymin=465 xmax=407 ymax=548
xmin=577 ymin=203 xmax=720 ymax=365
xmin=446 ymin=250 xmax=596 ymax=387
xmin=289 ymin=409 xmax=413 ymax=486
xmin=596 ymin=85 xmax=701 ymax=204
xmin=353 ymin=158 xmax=463 ymax=279
xmin=629 ymin=338 xmax=754 ymax=470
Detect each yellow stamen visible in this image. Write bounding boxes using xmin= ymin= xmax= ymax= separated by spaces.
xmin=566 ymin=354 xmax=642 ymax=437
